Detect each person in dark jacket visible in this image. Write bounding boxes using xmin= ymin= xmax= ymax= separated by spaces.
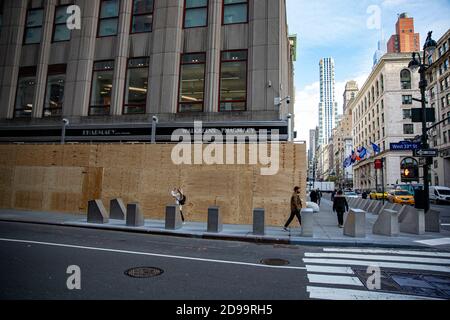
xmin=310 ymin=189 xmax=318 ymax=204
xmin=284 ymin=186 xmax=303 ymax=231
xmin=316 ymin=189 xmax=322 ymax=205
xmin=331 ymin=189 xmax=337 ymax=202
xmin=332 ymin=190 xmax=349 ymax=228
xmin=362 ymin=191 xmax=368 ymax=199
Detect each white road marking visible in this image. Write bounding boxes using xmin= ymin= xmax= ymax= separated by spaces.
xmin=307 ymin=286 xmax=441 ymax=300
xmin=303 ymin=258 xmax=450 ymax=273
xmin=305 ymin=252 xmax=450 ymax=265
xmin=305 ymin=265 xmax=354 ymax=274
xmin=415 ymin=238 xmax=450 ymax=246
xmin=307 ymin=274 xmax=363 ymax=286
xmin=0 ymin=237 xmax=306 ymax=271
xmin=323 ymin=248 xmax=450 ymax=258
xmin=441 ymin=224 xmax=450 ymax=226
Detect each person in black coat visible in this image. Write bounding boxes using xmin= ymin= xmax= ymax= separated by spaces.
xmin=332 ymin=190 xmax=349 ymax=228
xmin=310 ymin=190 xmax=318 ymax=204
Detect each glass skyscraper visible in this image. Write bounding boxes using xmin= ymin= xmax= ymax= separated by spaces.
xmin=318 ymin=57 xmax=338 ymax=145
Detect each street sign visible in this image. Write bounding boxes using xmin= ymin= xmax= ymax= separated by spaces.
xmin=374 ymin=159 xmax=383 ymax=169
xmin=413 ymin=149 xmax=438 ymax=157
xmin=411 ymin=108 xmax=436 ymax=123
xmin=390 ymin=141 xmax=421 ymax=151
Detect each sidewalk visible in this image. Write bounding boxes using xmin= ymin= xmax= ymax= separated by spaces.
xmin=0 ymin=199 xmax=449 ymax=249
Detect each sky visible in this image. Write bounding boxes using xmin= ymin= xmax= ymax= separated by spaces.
xmin=286 ymin=0 xmax=450 ymax=149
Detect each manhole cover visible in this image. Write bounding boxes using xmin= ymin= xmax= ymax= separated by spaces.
xmin=125 ymin=267 xmax=164 ymax=278
xmin=261 ymin=258 xmax=290 ymax=266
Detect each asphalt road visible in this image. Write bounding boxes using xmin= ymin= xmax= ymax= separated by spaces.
xmin=0 ymin=221 xmax=449 ymax=300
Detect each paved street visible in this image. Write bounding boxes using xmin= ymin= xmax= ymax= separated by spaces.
xmin=1 ymin=221 xmax=449 ymax=300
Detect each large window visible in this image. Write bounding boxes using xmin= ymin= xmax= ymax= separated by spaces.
xmin=403 ymin=124 xmax=414 ymax=135
xmin=178 ymin=53 xmax=206 ymax=112
xmin=53 ymin=5 xmax=72 ymax=42
xmin=402 ymin=95 xmax=412 ymax=105
xmin=219 ymin=50 xmax=247 ymax=111
xmin=43 ymin=65 xmax=66 ymax=117
xmin=223 ymin=0 xmax=248 ymax=25
xmin=131 ymin=0 xmax=154 ymax=33
xmin=184 ymin=0 xmax=208 ymax=28
xmin=124 ymin=57 xmax=149 ymax=114
xmin=401 ymin=69 xmax=412 ymax=90
xmin=14 ymin=67 xmax=37 ymax=118
xmin=402 ymin=109 xmax=411 ymax=120
xmin=24 ymin=8 xmax=44 ymax=44
xmin=98 ymin=0 xmax=119 ymax=37
xmin=90 ymin=60 xmax=114 ymax=116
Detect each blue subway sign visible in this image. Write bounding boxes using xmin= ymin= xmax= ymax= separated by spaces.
xmin=390 ymin=141 xmax=421 ymax=151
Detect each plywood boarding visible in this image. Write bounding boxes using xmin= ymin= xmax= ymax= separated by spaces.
xmin=0 ymin=143 xmax=307 ymax=226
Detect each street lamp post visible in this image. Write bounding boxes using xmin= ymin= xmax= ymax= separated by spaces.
xmin=408 ymin=31 xmax=437 ymax=213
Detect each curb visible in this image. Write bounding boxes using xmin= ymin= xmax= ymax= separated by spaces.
xmin=0 ymin=217 xmax=431 ymax=249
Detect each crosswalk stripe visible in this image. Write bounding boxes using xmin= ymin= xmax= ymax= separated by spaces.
xmin=303 ymin=258 xmax=450 ymax=273
xmin=305 ymin=252 xmax=450 ymax=265
xmin=305 ymin=265 xmax=354 ymax=274
xmin=415 ymin=238 xmax=450 ymax=246
xmin=323 ymin=248 xmax=450 ymax=258
xmin=307 ymin=274 xmax=363 ymax=286
xmin=307 ymin=286 xmax=441 ymax=300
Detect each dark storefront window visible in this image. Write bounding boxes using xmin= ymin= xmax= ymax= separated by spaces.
xmin=24 ymin=8 xmax=44 ymax=44
xmin=90 ymin=60 xmax=114 ymax=115
xmin=178 ymin=53 xmax=206 ymax=112
xmin=53 ymin=5 xmax=72 ymax=42
xmin=131 ymin=0 xmax=154 ymax=33
xmin=14 ymin=67 xmax=37 ymax=118
xmin=43 ymin=65 xmax=66 ymax=117
xmin=219 ymin=50 xmax=247 ymax=111
xmin=184 ymin=0 xmax=208 ymax=28
xmin=98 ymin=0 xmax=119 ymax=37
xmin=124 ymin=57 xmax=149 ymax=114
xmin=223 ymin=0 xmax=248 ymax=25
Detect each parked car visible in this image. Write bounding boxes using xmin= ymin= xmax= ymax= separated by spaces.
xmin=369 ymin=191 xmax=388 ymax=200
xmin=387 ymin=189 xmax=415 ymax=205
xmin=429 ymin=186 xmax=450 ymax=204
xmin=344 ymin=191 xmax=359 ymax=199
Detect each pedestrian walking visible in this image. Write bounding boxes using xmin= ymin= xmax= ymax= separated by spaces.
xmin=310 ymin=189 xmax=318 ymax=204
xmin=362 ymin=191 xmax=368 ymax=199
xmin=331 ymin=189 xmax=337 ymax=202
xmin=333 ymin=190 xmax=349 ymax=228
xmin=316 ymin=189 xmax=322 ymax=206
xmin=283 ymin=186 xmax=303 ymax=231
xmin=171 ymin=188 xmax=186 ymax=223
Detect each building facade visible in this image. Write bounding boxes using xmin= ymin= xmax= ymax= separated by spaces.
xmin=0 ymin=0 xmax=294 ymax=142
xmin=318 ymin=57 xmax=337 ymax=145
xmin=350 ymin=53 xmax=422 ymax=191
xmin=426 ymin=28 xmax=450 ymax=187
xmin=387 ymin=13 xmax=420 ymax=54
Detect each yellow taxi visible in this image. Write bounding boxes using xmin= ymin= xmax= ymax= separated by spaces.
xmin=387 ymin=189 xmax=415 ymax=205
xmin=369 ymin=191 xmax=388 ymax=200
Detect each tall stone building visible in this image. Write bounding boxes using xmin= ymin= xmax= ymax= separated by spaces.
xmin=425 ymin=29 xmax=450 ymax=187
xmin=0 ymin=0 xmax=295 ymax=142
xmin=350 ymin=53 xmax=421 ymax=190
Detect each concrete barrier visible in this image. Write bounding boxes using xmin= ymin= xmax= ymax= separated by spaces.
xmin=207 ymin=207 xmax=222 ymax=233
xmin=361 ymin=200 xmax=373 ymax=211
xmin=372 ymin=202 xmax=384 ymax=215
xmin=373 ymin=209 xmax=399 ymax=237
xmin=126 ymin=203 xmax=144 ymax=227
xmin=87 ymin=200 xmax=109 ymax=224
xmin=425 ymin=209 xmax=441 ymax=233
xmin=253 ymin=208 xmax=265 ymax=236
xmin=354 ymin=198 xmax=363 ymax=208
xmin=300 ymin=208 xmax=314 ymax=237
xmin=110 ymin=198 xmax=126 ymax=220
xmin=366 ymin=201 xmax=379 ymax=214
xmin=400 ymin=208 xmax=425 ymax=235
xmin=344 ymin=209 xmax=366 ymax=238
xmin=165 ymin=204 xmax=182 ymax=230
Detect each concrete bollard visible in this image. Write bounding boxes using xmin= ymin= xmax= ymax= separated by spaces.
xmin=362 ymin=200 xmax=373 ymax=211
xmin=366 ymin=201 xmax=378 ymax=214
xmin=373 ymin=209 xmax=399 ymax=237
xmin=354 ymin=198 xmax=363 ymax=208
xmin=87 ymin=200 xmax=109 ymax=224
xmin=344 ymin=209 xmax=366 ymax=238
xmin=253 ymin=208 xmax=265 ymax=236
xmin=425 ymin=209 xmax=441 ymax=233
xmin=165 ymin=204 xmax=182 ymax=230
xmin=126 ymin=203 xmax=144 ymax=227
xmin=110 ymin=198 xmax=126 ymax=220
xmin=400 ymin=208 xmax=425 ymax=235
xmin=300 ymin=208 xmax=314 ymax=237
xmin=207 ymin=207 xmax=222 ymax=233
xmin=371 ymin=202 xmax=384 ymax=215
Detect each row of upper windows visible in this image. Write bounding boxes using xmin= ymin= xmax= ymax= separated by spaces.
xmin=13 ymin=50 xmax=248 ymax=118
xmin=22 ymin=0 xmax=249 ymax=44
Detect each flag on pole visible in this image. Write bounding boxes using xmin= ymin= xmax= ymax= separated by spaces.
xmin=371 ymin=142 xmax=381 ymax=154
xmin=359 ymin=147 xmax=367 ymax=159
xmin=343 ymin=156 xmax=352 ymax=168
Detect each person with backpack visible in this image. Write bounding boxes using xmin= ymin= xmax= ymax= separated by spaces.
xmin=171 ymin=188 xmax=186 ymax=223
xmin=332 ymin=190 xmax=349 ymax=228
xmin=283 ymin=186 xmax=303 ymax=231
xmin=309 ymin=189 xmax=318 ymax=204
